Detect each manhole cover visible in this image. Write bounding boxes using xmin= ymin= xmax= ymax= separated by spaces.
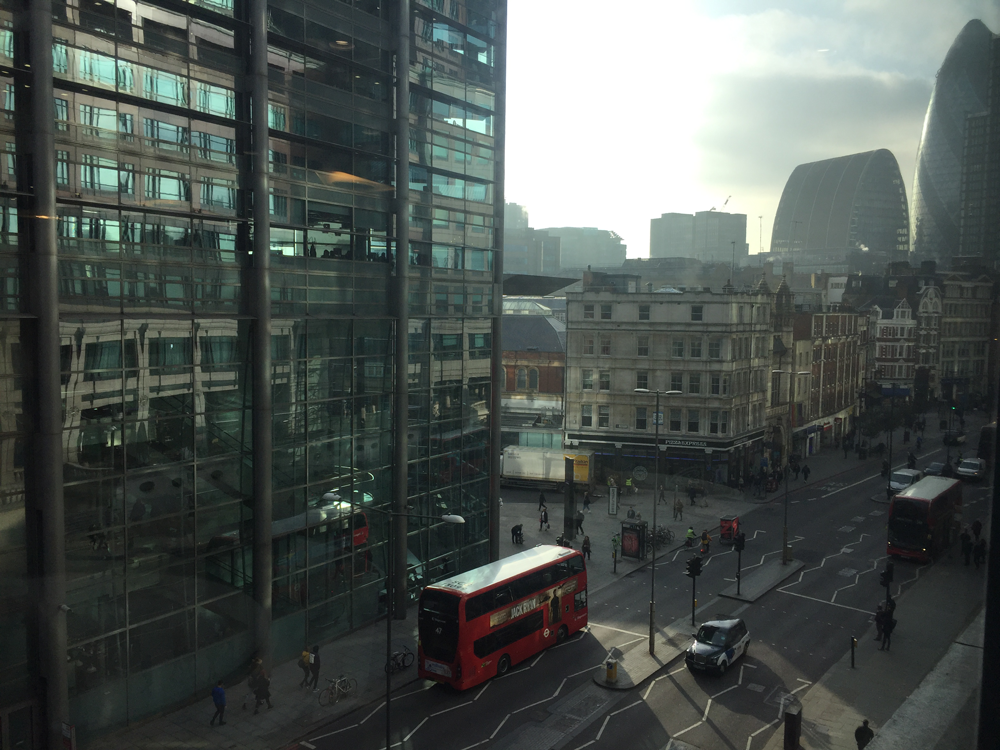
xmin=837 ymin=525 xmax=855 ymax=533
xmin=838 ymin=568 xmax=859 ymax=577
xmin=746 ymin=683 xmax=765 ymax=692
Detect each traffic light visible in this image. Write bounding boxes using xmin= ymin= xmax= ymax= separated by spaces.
xmin=734 ymin=532 xmax=746 ymax=552
xmin=686 ymin=555 xmax=702 ymax=578
xmin=879 ymin=562 xmax=894 ymax=588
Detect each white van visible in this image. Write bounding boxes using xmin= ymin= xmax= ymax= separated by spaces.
xmin=889 ymin=469 xmax=923 ymax=494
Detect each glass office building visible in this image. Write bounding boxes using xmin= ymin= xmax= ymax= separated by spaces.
xmin=911 ymin=19 xmax=993 ymax=264
xmin=0 ymin=0 xmax=504 ymax=744
xmin=770 ymin=148 xmax=910 ymax=264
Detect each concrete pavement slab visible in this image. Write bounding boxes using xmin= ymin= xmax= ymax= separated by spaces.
xmin=718 ymin=559 xmax=805 ymax=602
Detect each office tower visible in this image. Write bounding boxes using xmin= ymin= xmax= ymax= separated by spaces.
xmin=770 ymin=149 xmax=910 ymax=272
xmin=650 ymin=212 xmax=694 ymax=258
xmin=542 ymin=227 xmax=626 ymax=270
xmin=651 ymin=211 xmax=747 ymax=266
xmin=912 ymin=19 xmax=994 ymax=264
xmin=505 ymin=202 xmax=529 ymax=230
xmin=0 ymin=0 xmax=504 ymax=744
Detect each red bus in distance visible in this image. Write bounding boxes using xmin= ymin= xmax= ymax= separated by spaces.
xmin=887 ymin=476 xmax=962 ymax=562
xmin=417 ymin=545 xmax=588 ymax=690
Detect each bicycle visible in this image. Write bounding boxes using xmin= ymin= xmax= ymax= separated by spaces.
xmin=655 ymin=525 xmax=675 ymax=545
xmin=385 ymin=645 xmax=415 ymax=674
xmin=318 ymin=674 xmax=357 ymax=706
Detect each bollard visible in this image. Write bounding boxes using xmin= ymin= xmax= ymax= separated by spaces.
xmin=783 ymin=702 xmax=802 ymax=749
xmin=851 ymin=636 xmax=857 ymax=668
xmin=605 ymin=658 xmax=618 ymax=684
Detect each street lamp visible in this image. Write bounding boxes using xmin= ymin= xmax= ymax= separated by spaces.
xmin=633 ymin=388 xmax=682 ymax=655
xmin=322 ymin=492 xmax=464 ymax=750
xmin=772 ymin=370 xmax=811 ymax=565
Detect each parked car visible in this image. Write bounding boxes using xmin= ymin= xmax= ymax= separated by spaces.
xmin=924 ymin=461 xmax=945 ymax=477
xmin=943 ymin=431 xmax=967 ymax=446
xmin=956 ymin=458 xmax=986 ymax=482
xmin=686 ymin=618 xmax=750 ymax=675
xmin=889 ymin=469 xmax=923 ymax=494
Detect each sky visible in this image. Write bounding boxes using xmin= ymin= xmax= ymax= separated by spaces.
xmin=503 ymin=1 xmax=1000 ymax=259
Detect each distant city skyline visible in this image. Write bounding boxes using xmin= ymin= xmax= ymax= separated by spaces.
xmin=505 ymin=1 xmax=1000 ymax=259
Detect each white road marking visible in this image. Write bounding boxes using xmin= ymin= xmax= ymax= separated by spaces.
xmin=300 ymin=743 xmax=316 ymax=749
xmin=473 ymin=683 xmax=489 ymax=701
xmin=589 ymin=623 xmax=647 ymax=637
xmin=702 ymin=698 xmax=713 ymax=720
xmin=673 ymin=720 xmax=703 ymax=737
xmin=531 ymin=652 xmax=545 ymax=666
xmin=489 ymin=714 xmax=510 ymax=739
xmin=777 ymin=587 xmax=873 ymax=613
xmin=711 ymin=684 xmax=739 ymax=700
xmin=431 ymin=701 xmax=472 ymax=717
xmin=403 ymin=717 xmax=428 ymax=741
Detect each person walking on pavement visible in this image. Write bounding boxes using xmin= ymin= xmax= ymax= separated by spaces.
xmin=252 ymin=669 xmax=272 ymax=713
xmin=210 ymin=680 xmax=227 ymax=726
xmin=874 ymin=603 xmax=885 ymax=642
xmin=298 ymin=647 xmax=311 ymax=687
xmin=575 ymin=510 xmax=585 ymax=535
xmin=880 ymin=615 xmax=896 ymax=651
xmin=581 ymin=535 xmax=591 ymax=560
xmin=971 ymin=519 xmax=983 ymax=543
xmin=583 ymin=491 xmax=591 ymax=513
xmin=907 ymin=451 xmax=916 ymax=470
xmin=688 ymin=482 xmax=698 ymax=506
xmin=915 ymin=434 xmax=923 ymax=451
xmin=961 ymin=527 xmax=973 ymax=566
xmin=673 ymin=497 xmax=683 ymax=521
xmin=793 ymin=463 xmax=801 ymax=480
xmin=539 ymin=507 xmax=549 ymax=531
xmin=538 ymin=491 xmax=546 ymax=511
xmin=974 ymin=538 xmax=987 ymax=570
xmin=242 ymin=657 xmax=263 ymax=710
xmin=855 ymin=719 xmax=875 ymax=749
xmin=801 ymin=464 xmax=811 ymax=482
xmin=658 ymin=485 xmax=667 ymax=504
xmin=307 ymin=645 xmax=321 ymax=691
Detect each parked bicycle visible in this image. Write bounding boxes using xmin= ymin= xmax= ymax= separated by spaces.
xmin=645 ymin=525 xmax=675 ymax=557
xmin=318 ymin=674 xmax=357 ymax=706
xmin=385 ymin=645 xmax=415 ymax=674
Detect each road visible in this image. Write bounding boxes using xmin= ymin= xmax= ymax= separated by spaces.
xmin=301 ymin=431 xmax=991 ymax=750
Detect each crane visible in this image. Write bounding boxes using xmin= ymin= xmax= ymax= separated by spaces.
xmin=708 ymin=195 xmax=731 ymax=212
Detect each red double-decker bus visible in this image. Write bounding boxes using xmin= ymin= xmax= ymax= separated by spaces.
xmin=887 ymin=476 xmax=962 ymax=562
xmin=417 ymin=545 xmax=588 ymax=690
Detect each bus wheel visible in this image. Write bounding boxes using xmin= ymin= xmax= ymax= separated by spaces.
xmin=497 ymin=655 xmax=511 ymax=676
xmin=556 ymin=625 xmax=568 ymax=644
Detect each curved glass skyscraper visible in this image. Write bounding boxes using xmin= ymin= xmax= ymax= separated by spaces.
xmin=770 ymin=149 xmax=910 ymax=265
xmin=911 ymin=19 xmax=994 ymax=262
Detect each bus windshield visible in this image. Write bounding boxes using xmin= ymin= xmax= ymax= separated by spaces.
xmin=888 ymin=498 xmax=928 ymax=549
xmin=419 ymin=590 xmax=460 ymax=662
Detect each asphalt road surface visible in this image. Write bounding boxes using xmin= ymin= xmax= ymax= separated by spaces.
xmin=302 ymin=432 xmax=991 ymax=750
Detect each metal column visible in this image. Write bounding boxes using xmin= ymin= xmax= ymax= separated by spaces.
xmin=488 ymin=0 xmax=508 ymax=562
xmin=391 ymin=0 xmax=410 ymax=617
xmin=248 ymin=0 xmax=273 ymax=664
xmin=16 ymin=0 xmax=68 ymax=745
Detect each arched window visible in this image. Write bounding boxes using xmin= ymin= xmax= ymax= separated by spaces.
xmin=516 ymin=367 xmax=526 ymax=389
xmin=528 ymin=368 xmax=539 ymax=390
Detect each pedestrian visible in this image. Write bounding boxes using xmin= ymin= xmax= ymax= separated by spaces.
xmin=538 ymin=491 xmax=546 ymax=511
xmin=971 ymin=519 xmax=983 ymax=543
xmin=688 ymin=483 xmax=697 ymax=506
xmin=583 ymin=491 xmax=591 ymax=512
xmin=658 ymin=485 xmax=666 ymax=505
xmin=907 ymin=451 xmax=916 ymax=470
xmin=961 ymin=527 xmax=973 ymax=566
xmin=252 ymin=669 xmax=272 ymax=713
xmin=874 ymin=603 xmax=885 ymax=642
xmin=855 ymin=719 xmax=875 ymax=749
xmin=880 ymin=615 xmax=895 ymax=651
xmin=581 ymin=535 xmax=591 ymax=560
xmin=915 ymin=435 xmax=922 ymax=451
xmin=793 ymin=464 xmax=801 ymax=480
xmin=673 ymin=497 xmax=683 ymax=521
xmin=242 ymin=657 xmax=263 ymax=710
xmin=625 ymin=476 xmax=634 ymax=495
xmin=540 ymin=507 xmax=549 ymax=531
xmin=575 ymin=510 xmax=585 ymax=535
xmin=298 ymin=647 xmax=311 ymax=687
xmin=308 ymin=645 xmax=321 ymax=691
xmin=974 ymin=538 xmax=987 ymax=570
xmin=511 ymin=524 xmax=522 ymax=544
xmin=210 ymin=680 xmax=226 ymax=726
xmin=802 ymin=464 xmax=811 ymax=482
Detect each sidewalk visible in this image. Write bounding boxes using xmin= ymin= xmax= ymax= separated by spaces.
xmin=760 ymin=535 xmax=987 ymax=750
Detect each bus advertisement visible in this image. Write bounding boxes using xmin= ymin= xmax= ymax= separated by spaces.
xmin=417 ymin=545 xmax=588 ymax=690
xmin=887 ymin=476 xmax=962 ymax=562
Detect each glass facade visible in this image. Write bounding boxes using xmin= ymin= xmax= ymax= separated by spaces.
xmin=0 ymin=0 xmax=502 ymax=742
xmin=911 ymin=19 xmax=993 ymax=264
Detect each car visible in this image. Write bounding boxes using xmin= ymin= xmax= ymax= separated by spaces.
xmin=924 ymin=461 xmax=945 ymax=477
xmin=943 ymin=431 xmax=967 ymax=446
xmin=685 ymin=618 xmax=750 ymax=675
xmin=889 ymin=469 xmax=923 ymax=494
xmin=956 ymin=458 xmax=986 ymax=482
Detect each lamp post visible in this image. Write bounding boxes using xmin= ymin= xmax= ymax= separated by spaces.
xmin=772 ymin=370 xmax=811 ymax=564
xmin=322 ymin=493 xmax=464 ymax=750
xmin=633 ymin=388 xmax=681 ymax=655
